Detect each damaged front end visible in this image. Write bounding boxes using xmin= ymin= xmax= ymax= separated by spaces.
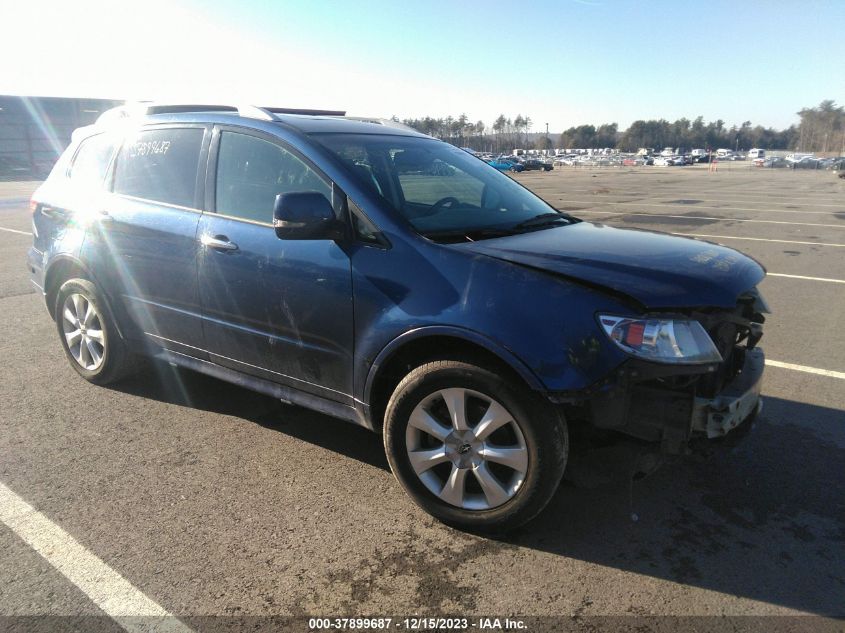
xmin=564 ymin=288 xmax=768 ymax=456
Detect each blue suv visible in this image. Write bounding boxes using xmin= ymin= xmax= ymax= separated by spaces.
xmin=28 ymin=104 xmax=767 ymax=531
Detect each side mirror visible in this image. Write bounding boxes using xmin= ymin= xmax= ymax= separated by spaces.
xmin=272 ymin=192 xmax=342 ymax=240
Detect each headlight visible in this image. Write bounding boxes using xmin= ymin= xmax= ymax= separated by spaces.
xmin=598 ymin=315 xmax=722 ymax=364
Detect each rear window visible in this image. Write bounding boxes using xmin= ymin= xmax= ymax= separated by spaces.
xmin=69 ymin=134 xmax=114 ymax=188
xmin=113 ymin=128 xmax=204 ymax=208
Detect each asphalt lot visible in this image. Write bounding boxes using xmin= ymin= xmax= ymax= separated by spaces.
xmin=0 ymin=166 xmax=843 ymax=628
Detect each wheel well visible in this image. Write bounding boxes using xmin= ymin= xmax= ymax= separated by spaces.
xmin=44 ymin=260 xmax=89 ymax=319
xmin=368 ymin=335 xmax=534 ymax=431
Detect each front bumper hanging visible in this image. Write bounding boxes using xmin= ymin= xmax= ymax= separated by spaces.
xmin=585 ymin=347 xmax=764 ymax=454
xmin=692 ymin=348 xmax=764 ymax=438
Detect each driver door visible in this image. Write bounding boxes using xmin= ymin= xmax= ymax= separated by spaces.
xmin=197 ymin=128 xmax=354 ymax=403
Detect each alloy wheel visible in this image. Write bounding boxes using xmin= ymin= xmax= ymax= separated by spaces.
xmin=405 ymin=388 xmax=528 ymax=510
xmin=61 ymin=293 xmax=105 ymax=371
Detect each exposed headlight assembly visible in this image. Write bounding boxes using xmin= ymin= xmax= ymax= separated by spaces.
xmin=598 ymin=315 xmax=722 ymax=364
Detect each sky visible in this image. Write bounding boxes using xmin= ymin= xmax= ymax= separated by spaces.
xmin=1 ymin=0 xmax=843 ymax=133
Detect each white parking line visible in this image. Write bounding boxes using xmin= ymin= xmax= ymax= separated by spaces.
xmin=0 ymin=226 xmax=32 ymax=235
xmin=564 ymin=200 xmax=842 ymax=215
xmin=766 ymin=360 xmax=845 ymax=380
xmin=560 ymin=191 xmax=845 ymax=205
xmin=573 ymin=210 xmax=845 ymax=228
xmin=767 ymin=273 xmax=845 ymax=284
xmin=0 ymin=481 xmax=192 ymax=633
xmin=671 ymin=233 xmax=845 ymax=247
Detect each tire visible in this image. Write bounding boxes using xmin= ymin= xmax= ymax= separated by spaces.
xmin=383 ymin=360 xmax=567 ymax=532
xmin=54 ymin=278 xmax=135 ymax=385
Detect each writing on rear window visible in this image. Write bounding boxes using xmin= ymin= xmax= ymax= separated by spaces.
xmin=128 ymin=140 xmax=171 ymax=157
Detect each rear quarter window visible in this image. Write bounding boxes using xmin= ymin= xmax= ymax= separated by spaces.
xmin=68 ymin=134 xmax=115 ymax=188
xmin=113 ymin=128 xmax=204 ymax=208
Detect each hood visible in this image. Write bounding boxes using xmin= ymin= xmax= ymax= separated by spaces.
xmin=457 ymin=222 xmax=765 ymax=309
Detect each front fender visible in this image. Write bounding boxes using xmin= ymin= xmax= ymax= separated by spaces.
xmin=362 ymin=325 xmax=546 ymax=405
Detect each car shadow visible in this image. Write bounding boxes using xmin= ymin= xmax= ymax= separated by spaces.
xmin=109 ymin=367 xmax=844 ymax=615
xmin=504 ymin=395 xmax=845 ymax=615
xmin=110 ymin=360 xmax=390 ymax=472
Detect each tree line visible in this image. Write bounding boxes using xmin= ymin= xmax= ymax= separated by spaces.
xmin=398 ymin=101 xmax=844 ymax=154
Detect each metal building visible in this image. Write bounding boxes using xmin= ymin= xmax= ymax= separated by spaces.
xmin=0 ymin=95 xmax=123 ymax=180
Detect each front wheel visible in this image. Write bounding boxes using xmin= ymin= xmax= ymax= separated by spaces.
xmin=384 ymin=361 xmax=567 ymax=532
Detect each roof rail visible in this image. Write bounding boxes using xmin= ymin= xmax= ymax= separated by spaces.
xmin=262 ymin=107 xmax=346 ymax=116
xmin=346 ymin=116 xmax=419 ymax=133
xmin=94 ymin=103 xmax=346 ymax=126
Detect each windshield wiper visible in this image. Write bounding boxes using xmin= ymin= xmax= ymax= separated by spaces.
xmin=420 ymin=213 xmax=577 ymax=243
xmin=420 ymin=227 xmax=515 ymax=243
xmin=509 ymin=212 xmax=575 ymax=233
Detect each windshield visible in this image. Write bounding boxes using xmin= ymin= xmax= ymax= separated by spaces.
xmin=313 ymin=133 xmax=577 ymax=242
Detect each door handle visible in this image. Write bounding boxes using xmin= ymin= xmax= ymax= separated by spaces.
xmin=201 ymin=234 xmax=239 ymax=251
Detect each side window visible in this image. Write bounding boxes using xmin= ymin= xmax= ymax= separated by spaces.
xmin=215 ymin=132 xmax=332 ymax=224
xmin=69 ymin=134 xmax=115 ymax=188
xmin=113 ymin=128 xmax=204 ymax=208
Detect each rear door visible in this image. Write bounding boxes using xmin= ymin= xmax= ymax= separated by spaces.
xmin=197 ymin=127 xmax=354 ymax=403
xmin=84 ymin=124 xmax=210 ymax=355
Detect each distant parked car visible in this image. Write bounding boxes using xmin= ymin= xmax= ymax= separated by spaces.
xmin=828 ymin=157 xmax=845 ymax=171
xmin=487 ymin=157 xmax=525 ymax=172
xmin=655 ymin=156 xmax=684 ymax=166
xmin=791 ymin=156 xmax=820 ymax=169
xmin=758 ymin=157 xmax=787 ymax=168
xmin=522 ymin=158 xmax=553 ymax=171
xmin=785 ymin=153 xmax=814 ymax=165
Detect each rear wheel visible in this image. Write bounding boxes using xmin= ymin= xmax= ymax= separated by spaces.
xmin=384 ymin=361 xmax=567 ymax=532
xmin=55 ymin=278 xmax=134 ymax=385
